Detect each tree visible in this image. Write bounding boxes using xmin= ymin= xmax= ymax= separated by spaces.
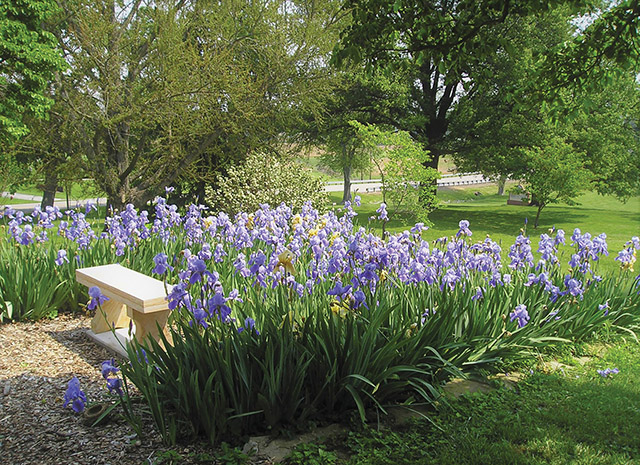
xmin=524 ymin=137 xmax=592 ymax=229
xmin=335 ymin=0 xmax=639 ymax=186
xmin=48 ymin=0 xmax=341 ymax=211
xmin=566 ymin=74 xmax=640 ymax=201
xmin=536 ymin=0 xmax=640 ymax=112
xmin=449 ymin=9 xmax=640 ymax=209
xmin=448 ymin=9 xmax=577 ymax=194
xmin=0 ymin=0 xmax=66 ymax=142
xmin=336 ymin=1 xmax=567 ymax=166
xmin=352 ymin=121 xmax=439 ymax=232
xmin=316 ymin=68 xmax=408 ymax=203
xmin=7 ymin=101 xmax=87 ymax=208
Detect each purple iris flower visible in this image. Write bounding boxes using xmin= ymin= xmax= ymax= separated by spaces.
xmin=106 ymin=377 xmax=124 ymax=396
xmin=87 ymin=286 xmax=109 ymax=310
xmin=208 ymin=292 xmax=231 ymax=322
xmin=471 ymin=287 xmax=484 ymax=301
xmin=327 ymin=282 xmax=352 ymax=297
xmin=152 ymin=253 xmax=173 ymax=275
xmin=55 ymin=249 xmax=69 ymax=266
xmin=597 ymin=368 xmax=619 ymax=378
xmin=440 ymin=268 xmax=459 ymax=291
xmin=456 ymin=220 xmax=472 ymax=238
xmin=19 ymin=225 xmax=35 ymax=245
xmin=510 ymin=304 xmax=530 ymax=328
xmin=599 ymin=302 xmax=609 ymax=316
xmin=360 ymin=263 xmax=378 ymax=282
xmin=410 ymin=223 xmax=426 ymax=234
xmin=249 ymin=250 xmax=267 ymax=275
xmin=192 ymin=307 xmax=209 ymax=328
xmin=84 ymin=201 xmax=97 ymax=215
xmin=238 ymin=317 xmax=260 ymax=335
xmin=352 ymin=289 xmax=367 ymax=309
xmin=564 ymin=277 xmax=583 ymax=297
xmin=188 ymin=258 xmax=210 ymax=284
xmin=101 ymin=359 xmax=119 ymax=379
xmin=167 ymin=283 xmax=188 ymax=310
xmin=63 ymin=377 xmax=87 ymax=413
xmin=376 ymin=203 xmax=388 ymax=221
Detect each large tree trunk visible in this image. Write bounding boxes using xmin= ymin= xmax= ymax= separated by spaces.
xmin=342 ymin=163 xmax=352 ymax=204
xmin=40 ymin=171 xmax=59 ymax=209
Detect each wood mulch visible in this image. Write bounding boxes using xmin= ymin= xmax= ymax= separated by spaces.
xmin=0 ymin=314 xmax=274 ymax=465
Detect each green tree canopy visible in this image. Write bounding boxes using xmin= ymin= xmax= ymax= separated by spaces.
xmin=335 ymin=0 xmax=639 ymax=172
xmin=0 ymin=0 xmax=66 ymax=142
xmin=315 ymin=68 xmax=409 ymax=203
xmin=48 ymin=0 xmax=341 ymax=210
xmin=450 ymin=9 xmax=640 ymax=205
xmin=352 ymin=121 xmax=439 ymax=229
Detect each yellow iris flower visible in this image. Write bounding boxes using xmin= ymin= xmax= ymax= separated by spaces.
xmin=275 ymin=249 xmax=296 ymax=275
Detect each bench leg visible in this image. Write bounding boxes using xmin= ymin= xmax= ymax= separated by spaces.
xmin=91 ymin=299 xmax=131 ymax=334
xmin=128 ymin=308 xmax=172 ymax=347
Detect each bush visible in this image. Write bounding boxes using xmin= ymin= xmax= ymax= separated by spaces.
xmin=205 ymin=151 xmax=327 ymax=215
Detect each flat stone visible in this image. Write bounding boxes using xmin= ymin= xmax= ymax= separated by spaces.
xmin=442 ymin=378 xmax=495 ymax=398
xmin=248 ymin=423 xmax=346 ymax=463
xmin=492 ymin=373 xmax=524 ymax=390
xmin=544 ymin=361 xmax=571 ymax=373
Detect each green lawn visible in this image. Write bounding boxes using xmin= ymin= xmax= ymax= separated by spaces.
xmin=7 ymin=180 xmax=104 ymax=201
xmin=0 ymin=197 xmax=39 ymax=206
xmin=283 ymin=337 xmax=640 ymax=465
xmin=331 ymin=186 xmax=640 ymax=274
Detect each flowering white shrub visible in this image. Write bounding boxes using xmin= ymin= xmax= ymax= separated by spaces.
xmin=205 ymin=152 xmax=327 ymax=215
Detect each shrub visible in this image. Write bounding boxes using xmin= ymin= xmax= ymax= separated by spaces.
xmin=205 ymin=151 xmax=327 ymax=215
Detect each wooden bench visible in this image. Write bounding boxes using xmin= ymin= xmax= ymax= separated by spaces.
xmin=76 ymin=264 xmax=172 ymax=357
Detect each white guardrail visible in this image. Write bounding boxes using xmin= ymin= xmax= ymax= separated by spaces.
xmin=326 ymin=173 xmax=492 ymax=192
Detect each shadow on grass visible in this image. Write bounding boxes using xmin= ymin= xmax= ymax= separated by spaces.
xmin=344 ymin=369 xmax=640 ymax=465
xmin=435 ymin=371 xmax=639 ymax=464
xmin=430 ymin=207 xmax=581 ymax=234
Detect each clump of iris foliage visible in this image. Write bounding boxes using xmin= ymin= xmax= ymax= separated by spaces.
xmin=1 ymin=195 xmax=639 ymax=445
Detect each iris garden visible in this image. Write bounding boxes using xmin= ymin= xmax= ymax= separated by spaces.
xmin=1 ymin=194 xmax=639 ymax=445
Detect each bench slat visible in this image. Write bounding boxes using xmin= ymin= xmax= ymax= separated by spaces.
xmin=76 ymin=264 xmax=170 ymax=313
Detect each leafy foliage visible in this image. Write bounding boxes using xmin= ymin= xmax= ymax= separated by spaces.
xmin=2 ymin=197 xmax=639 ymax=447
xmin=205 ymin=152 xmax=328 ymax=215
xmin=449 ymin=9 xmax=640 ymax=221
xmin=45 ymin=0 xmax=340 ymax=209
xmin=315 ymin=68 xmax=409 ymax=203
xmin=0 ymin=0 xmax=66 ymax=142
xmin=523 ymin=137 xmax=593 ymax=228
xmin=536 ymin=0 xmax=640 ymax=111
xmin=351 ymin=122 xmax=439 ymax=223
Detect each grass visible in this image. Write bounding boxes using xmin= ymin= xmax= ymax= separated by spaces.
xmin=4 ymin=180 xmax=104 ymax=201
xmin=0 ymin=197 xmax=38 ymax=205
xmin=284 ymin=337 xmax=640 ymax=465
xmin=331 ymin=186 xmax=640 ymax=274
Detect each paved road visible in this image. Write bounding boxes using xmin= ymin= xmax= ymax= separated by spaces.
xmin=1 ymin=193 xmax=107 ymax=215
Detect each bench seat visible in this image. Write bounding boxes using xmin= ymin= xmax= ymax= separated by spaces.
xmin=76 ymin=264 xmax=173 ymax=356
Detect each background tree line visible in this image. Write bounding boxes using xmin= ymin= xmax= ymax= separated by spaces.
xmin=1 ymin=0 xmax=638 ymax=222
